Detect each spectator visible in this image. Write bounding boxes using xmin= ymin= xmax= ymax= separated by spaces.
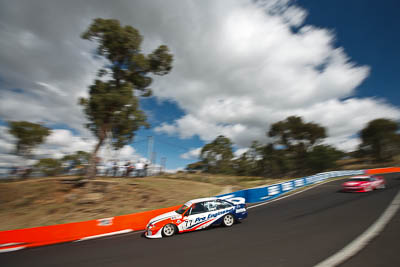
xmin=130 ymin=163 xmax=135 ymax=177
xmin=113 ymin=161 xmax=118 ymax=177
xmin=105 ymin=160 xmax=113 ymax=176
xmin=125 ymin=161 xmax=135 ymax=177
xmin=144 ymin=163 xmax=148 ymax=177
xmin=9 ymin=166 xmax=17 ymax=178
xmin=136 ymin=161 xmax=144 ymax=177
xmin=21 ymin=166 xmax=32 ymax=179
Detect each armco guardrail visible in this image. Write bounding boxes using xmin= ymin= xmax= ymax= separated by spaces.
xmin=1 ymin=167 xmax=399 ymax=252
xmin=217 ymin=170 xmax=364 ymax=203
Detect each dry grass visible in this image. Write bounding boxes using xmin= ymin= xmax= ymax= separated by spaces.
xmin=1 ymin=159 xmax=394 ymax=232
xmin=0 ymin=176 xmax=221 ymax=231
xmin=0 ymin=173 xmax=292 ymax=230
xmin=336 ymin=157 xmax=400 ymax=170
xmin=159 ymin=172 xmax=291 ymax=190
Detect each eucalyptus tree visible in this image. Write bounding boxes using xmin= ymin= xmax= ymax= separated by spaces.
xmin=8 ymin=121 xmax=51 ymax=159
xmin=80 ymin=18 xmax=173 ymax=178
xmin=200 ymin=135 xmax=234 ymax=174
xmin=268 ymin=116 xmax=326 ymax=172
xmin=306 ymin=145 xmax=344 ymax=173
xmin=359 ymin=118 xmax=399 ymax=162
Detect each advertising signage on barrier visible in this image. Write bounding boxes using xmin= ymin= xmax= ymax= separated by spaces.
xmin=295 ymin=179 xmax=305 ymax=187
xmin=97 ymin=218 xmax=113 ymax=226
xmin=216 ymin=169 xmax=365 ymax=204
xmin=268 ymin=185 xmax=280 ymax=195
xmin=281 ymin=181 xmax=294 ymax=192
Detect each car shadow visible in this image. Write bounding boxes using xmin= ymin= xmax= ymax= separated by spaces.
xmin=142 ymin=220 xmax=244 ymax=239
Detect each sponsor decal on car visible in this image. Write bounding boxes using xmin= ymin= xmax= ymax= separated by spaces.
xmin=207 ymin=208 xmax=234 ymax=219
xmin=191 ymin=208 xmax=235 ymax=224
xmin=146 ymin=197 xmax=248 ymax=238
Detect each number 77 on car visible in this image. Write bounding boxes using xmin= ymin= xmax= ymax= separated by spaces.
xmin=145 ymin=197 xmax=248 ymax=238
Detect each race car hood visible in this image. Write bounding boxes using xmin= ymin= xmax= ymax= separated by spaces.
xmin=148 ymin=211 xmax=181 ymax=225
xmin=224 ymin=197 xmax=245 ymax=205
xmin=342 ymin=181 xmax=368 ymax=187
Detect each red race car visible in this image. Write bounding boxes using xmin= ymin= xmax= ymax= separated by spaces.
xmin=341 ymin=175 xmax=386 ymax=192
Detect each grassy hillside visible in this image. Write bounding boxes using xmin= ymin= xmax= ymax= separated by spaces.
xmin=0 ymin=174 xmax=287 ymax=231
xmin=1 ymin=157 xmax=397 ymax=231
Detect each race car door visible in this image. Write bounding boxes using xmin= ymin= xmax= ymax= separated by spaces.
xmin=179 ymin=200 xmax=234 ymax=232
xmin=179 ymin=202 xmax=212 ymax=232
xmin=370 ymin=176 xmax=383 ymax=188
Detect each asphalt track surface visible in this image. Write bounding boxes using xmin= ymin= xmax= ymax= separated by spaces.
xmin=1 ymin=173 xmax=399 ymax=267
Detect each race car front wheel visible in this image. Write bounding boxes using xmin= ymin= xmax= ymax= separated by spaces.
xmin=378 ymin=183 xmax=386 ymax=189
xmin=222 ymin=214 xmax=235 ymax=227
xmin=162 ymin=224 xmax=176 ymax=237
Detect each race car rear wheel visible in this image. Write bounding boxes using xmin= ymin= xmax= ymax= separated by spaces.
xmin=222 ymin=214 xmax=235 ymax=227
xmin=162 ymin=224 xmax=176 ymax=237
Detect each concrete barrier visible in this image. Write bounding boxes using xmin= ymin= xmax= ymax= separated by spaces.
xmin=365 ymin=167 xmax=400 ymax=175
xmin=217 ymin=170 xmax=364 ymax=203
xmin=0 ymin=205 xmax=179 ymax=252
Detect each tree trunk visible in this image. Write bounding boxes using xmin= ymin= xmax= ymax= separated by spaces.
xmin=86 ymin=135 xmax=105 ymax=179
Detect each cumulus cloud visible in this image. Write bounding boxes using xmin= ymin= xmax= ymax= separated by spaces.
xmin=149 ymin=0 xmax=400 ymax=151
xmin=36 ymin=129 xmax=95 ymax=158
xmin=234 ymin=148 xmax=250 ymax=159
xmin=0 ymin=126 xmax=15 ymax=154
xmin=0 ymin=0 xmax=399 ymax=171
xmin=180 ymin=147 xmax=202 ymax=160
xmin=41 ymin=130 xmax=143 ymax=162
xmin=0 ymin=127 xmax=142 ymax=168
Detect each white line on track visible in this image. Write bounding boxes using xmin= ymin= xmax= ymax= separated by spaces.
xmin=0 ymin=242 xmax=26 ymax=248
xmin=74 ymin=229 xmax=133 ymax=242
xmin=0 ymin=246 xmax=26 ymax=253
xmin=314 ymin=189 xmax=400 ymax=267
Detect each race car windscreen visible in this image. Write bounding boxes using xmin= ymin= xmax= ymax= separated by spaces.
xmin=176 ymin=204 xmax=190 ymax=214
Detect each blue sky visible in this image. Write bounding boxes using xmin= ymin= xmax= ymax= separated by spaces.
xmin=133 ymin=98 xmax=204 ymax=170
xmin=131 ymin=0 xmax=400 ymax=170
xmin=298 ymin=0 xmax=400 ymax=106
xmin=0 ymin=0 xmax=399 ymax=171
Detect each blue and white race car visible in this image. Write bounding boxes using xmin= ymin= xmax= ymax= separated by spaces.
xmin=145 ymin=197 xmax=248 ymax=238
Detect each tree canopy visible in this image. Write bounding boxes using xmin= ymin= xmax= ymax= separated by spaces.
xmin=306 ymin=145 xmax=344 ymax=172
xmin=268 ymin=116 xmax=326 ymax=171
xmin=187 ymin=116 xmax=400 ymax=177
xmin=80 ymin=18 xmax=173 ymax=177
xmin=359 ymin=118 xmax=399 ymax=162
xmin=268 ymin=116 xmax=326 ymax=151
xmin=62 ymin=151 xmax=90 ymax=167
xmin=81 ymin=18 xmax=173 ymax=96
xmin=8 ymin=121 xmax=51 ymax=159
xmin=35 ymin=158 xmax=63 ymax=177
xmin=232 ymin=141 xmax=265 ymax=176
xmin=200 ymin=135 xmax=234 ymax=174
